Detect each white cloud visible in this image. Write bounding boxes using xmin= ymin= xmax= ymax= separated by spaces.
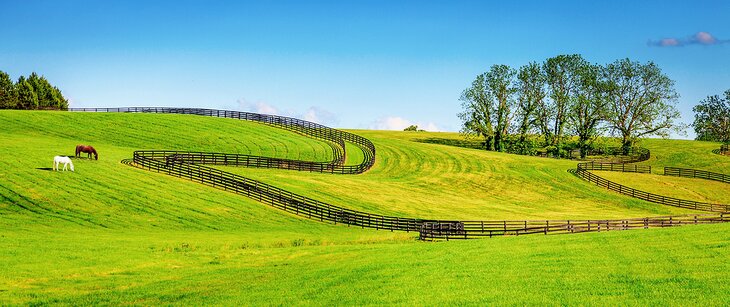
xmin=370 ymin=116 xmax=441 ymax=132
xmin=422 ymin=122 xmax=440 ymax=132
xmin=649 ymin=31 xmax=729 ymax=47
xmin=302 ymin=106 xmax=338 ymax=126
xmin=236 ymin=98 xmax=338 ymax=126
xmin=694 ymin=31 xmax=717 ymax=44
xmin=371 ymin=116 xmax=412 ymax=130
xmin=237 ymin=98 xmax=279 ymax=115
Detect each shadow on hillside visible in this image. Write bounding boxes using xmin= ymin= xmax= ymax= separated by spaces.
xmin=414 ymin=137 xmax=486 ymax=150
xmin=36 ymin=167 xmax=54 ymax=171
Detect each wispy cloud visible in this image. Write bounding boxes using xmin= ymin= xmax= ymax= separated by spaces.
xmin=649 ymin=31 xmax=730 ymax=47
xmin=369 ymin=116 xmax=441 ymax=131
xmin=236 ymin=98 xmax=338 ymax=126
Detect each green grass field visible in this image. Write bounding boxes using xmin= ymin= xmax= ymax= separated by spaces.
xmin=1 ymin=110 xmax=728 ymax=305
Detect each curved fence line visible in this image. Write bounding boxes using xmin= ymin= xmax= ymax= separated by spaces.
xmin=70 ymin=107 xmax=374 ymax=174
xmin=67 ymin=107 xmax=730 ymax=240
xmin=574 ymin=162 xmax=730 ymax=213
xmin=664 ymin=167 xmax=730 ymax=184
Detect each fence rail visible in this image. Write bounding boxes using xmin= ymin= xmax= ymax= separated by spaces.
xmin=664 ymin=167 xmax=730 ymax=184
xmin=419 ymin=214 xmax=729 ymax=240
xmin=70 ymin=107 xmax=374 ymax=174
xmin=574 ymin=162 xmax=730 ymax=213
xmin=576 ymin=161 xmax=652 ymax=173
xmin=66 ymin=107 xmax=730 ymax=240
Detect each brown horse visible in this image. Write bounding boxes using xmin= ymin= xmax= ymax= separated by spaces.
xmin=75 ymin=145 xmax=98 ymax=160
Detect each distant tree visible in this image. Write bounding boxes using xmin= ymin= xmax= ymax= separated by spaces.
xmin=693 ymin=90 xmax=730 ymax=143
xmin=569 ymin=63 xmax=609 ymax=158
xmin=0 ymin=72 xmax=68 ymax=110
xmin=516 ymin=62 xmax=547 ymax=143
xmin=603 ymin=59 xmax=682 ymax=153
xmin=27 ymin=72 xmax=68 ymax=109
xmin=0 ymin=71 xmax=18 ymax=109
xmin=543 ymin=54 xmax=587 ymax=150
xmin=16 ymin=76 xmax=38 ymax=109
xmin=459 ymin=73 xmax=495 ymax=150
xmin=50 ymin=86 xmax=69 ymax=110
xmin=403 ymin=125 xmax=418 ymax=131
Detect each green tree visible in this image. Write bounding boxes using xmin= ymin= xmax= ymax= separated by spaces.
xmin=516 ymin=62 xmax=547 ymax=143
xmin=16 ymin=76 xmax=38 ymax=109
xmin=604 ymin=59 xmax=682 ymax=153
xmin=693 ymin=90 xmax=730 ymax=143
xmin=403 ymin=125 xmax=418 ymax=131
xmin=543 ymin=54 xmax=587 ymax=151
xmin=485 ymin=65 xmax=517 ymax=152
xmin=569 ymin=63 xmax=609 ymax=158
xmin=27 ymin=72 xmax=68 ymax=109
xmin=0 ymin=71 xmax=18 ymax=109
xmin=51 ymin=86 xmax=69 ymax=110
xmin=459 ymin=73 xmax=495 ymax=150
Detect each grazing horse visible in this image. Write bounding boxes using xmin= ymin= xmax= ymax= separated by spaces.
xmin=75 ymin=145 xmax=98 ymax=160
xmin=53 ymin=156 xmax=74 ymax=172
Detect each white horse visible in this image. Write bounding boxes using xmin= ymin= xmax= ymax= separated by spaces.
xmin=53 ymin=156 xmax=74 ymax=172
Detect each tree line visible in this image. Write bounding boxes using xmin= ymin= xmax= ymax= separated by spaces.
xmin=459 ymin=55 xmax=682 ymax=158
xmin=0 ymin=70 xmax=69 ymax=110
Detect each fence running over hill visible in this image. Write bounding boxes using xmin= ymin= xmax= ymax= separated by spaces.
xmin=70 ymin=107 xmax=374 ymax=174
xmin=574 ymin=162 xmax=730 ymax=213
xmin=419 ymin=214 xmax=729 ymax=240
xmin=664 ymin=167 xmax=730 ymax=184
xmin=68 ymin=107 xmax=730 ymax=240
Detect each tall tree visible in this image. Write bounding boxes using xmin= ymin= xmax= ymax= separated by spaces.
xmin=484 ymin=65 xmax=517 ymax=152
xmin=16 ymin=76 xmax=38 ymax=109
xmin=543 ymin=54 xmax=587 ymax=150
xmin=604 ymin=59 xmax=681 ymax=153
xmin=0 ymin=71 xmax=17 ymax=109
xmin=459 ymin=73 xmax=495 ymax=150
xmin=570 ymin=63 xmax=608 ymax=158
xmin=693 ymin=90 xmax=730 ymax=143
xmin=516 ymin=62 xmax=547 ymax=143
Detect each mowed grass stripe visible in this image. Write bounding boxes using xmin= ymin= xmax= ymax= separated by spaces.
xmin=234 ymin=130 xmax=698 ymax=220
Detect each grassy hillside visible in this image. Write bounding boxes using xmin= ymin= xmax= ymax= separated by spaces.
xmin=1 ymin=110 xmax=728 ymax=305
xmin=224 ymin=130 xmax=712 ymax=220
xmin=594 ymin=171 xmax=730 ymax=205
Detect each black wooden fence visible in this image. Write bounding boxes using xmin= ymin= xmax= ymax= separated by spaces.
xmin=664 ymin=167 xmax=730 ymax=184
xmin=67 ymin=107 xmax=730 ymax=240
xmin=419 ymin=214 xmax=729 ymax=240
xmin=70 ymin=107 xmax=374 ymax=174
xmin=575 ymin=163 xmax=730 ymax=213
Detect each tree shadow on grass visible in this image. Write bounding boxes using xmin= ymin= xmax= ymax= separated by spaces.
xmin=413 ymin=137 xmax=486 ymax=150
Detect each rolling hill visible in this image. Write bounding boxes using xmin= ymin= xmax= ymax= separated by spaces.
xmin=0 ymin=109 xmax=728 ymax=305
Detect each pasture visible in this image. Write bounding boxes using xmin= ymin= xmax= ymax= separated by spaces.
xmin=1 ymin=110 xmax=729 ymax=305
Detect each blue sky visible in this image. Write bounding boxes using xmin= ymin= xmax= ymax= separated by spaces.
xmin=2 ymin=1 xmax=729 ymax=136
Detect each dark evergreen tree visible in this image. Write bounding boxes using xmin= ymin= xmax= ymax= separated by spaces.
xmin=0 ymin=71 xmax=18 ymax=109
